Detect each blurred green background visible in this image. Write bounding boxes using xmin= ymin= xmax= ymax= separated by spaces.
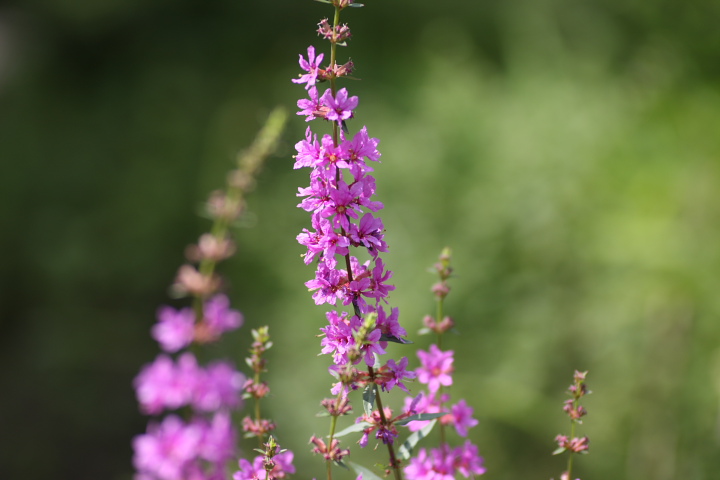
xmin=2 ymin=0 xmax=720 ymax=479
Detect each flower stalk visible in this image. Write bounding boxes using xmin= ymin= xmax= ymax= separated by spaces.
xmin=292 ymin=1 xmax=415 ymax=479
xmin=552 ymin=371 xmax=591 ymax=480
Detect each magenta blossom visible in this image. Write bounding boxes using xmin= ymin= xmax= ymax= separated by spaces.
xmin=203 ymin=294 xmax=244 ymax=337
xmin=292 ymin=46 xmax=324 ymax=89
xmin=321 ymin=87 xmax=358 ymax=122
xmin=133 ymin=415 xmax=202 ymax=480
xmin=416 ymin=344 xmax=454 ymax=393
xmin=233 ymin=448 xmax=295 ymax=480
xmin=152 ymin=306 xmax=195 ymax=353
xmin=449 ymin=399 xmax=479 ymax=437
xmin=384 ymin=356 xmax=415 ymax=392
xmin=297 ymin=86 xmax=322 ymax=121
xmin=404 ymin=442 xmax=486 ymax=480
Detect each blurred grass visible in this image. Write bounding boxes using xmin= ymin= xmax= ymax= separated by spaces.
xmin=1 ymin=0 xmax=719 ymax=479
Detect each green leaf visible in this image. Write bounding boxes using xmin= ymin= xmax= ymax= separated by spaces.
xmin=348 ymin=2 xmax=365 ymax=7
xmin=398 ymin=420 xmax=437 ymax=460
xmin=348 ymin=462 xmax=384 ymax=480
xmin=552 ymin=447 xmax=567 ymax=455
xmin=380 ymin=334 xmax=413 ymax=344
xmin=334 ymin=421 xmax=370 ymax=438
xmin=395 ymin=412 xmax=448 ymax=426
xmin=362 ymin=385 xmax=376 ymax=416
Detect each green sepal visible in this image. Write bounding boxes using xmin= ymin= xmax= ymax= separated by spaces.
xmin=348 ymin=462 xmax=384 ymax=480
xmin=398 ymin=419 xmax=437 ymax=460
xmin=395 ymin=412 xmax=448 ymax=426
xmin=348 ymin=3 xmax=365 ymax=7
xmin=552 ymin=446 xmax=567 ymax=455
xmin=362 ymin=385 xmax=376 ymax=417
xmin=334 ymin=421 xmax=370 ymax=438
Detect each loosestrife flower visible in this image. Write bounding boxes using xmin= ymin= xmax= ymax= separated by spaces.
xmin=403 ymin=250 xmax=485 ymax=479
xmin=132 ymin=111 xmax=291 ymax=480
xmin=404 ymin=441 xmax=486 ymax=480
xmin=415 ymin=345 xmax=454 ymax=394
xmin=292 ymin=9 xmax=407 ymax=395
xmin=292 ymin=2 xmax=418 ymax=478
xmin=234 ymin=447 xmax=295 ymax=480
xmin=133 ymin=297 xmax=245 ymax=479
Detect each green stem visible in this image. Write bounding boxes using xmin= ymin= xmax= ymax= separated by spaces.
xmin=566 ymin=399 xmax=578 ymax=480
xmin=255 ymin=369 xmax=264 ymax=448
xmin=325 ymin=391 xmax=344 ymax=480
xmin=369 ymin=367 xmax=403 ymax=480
xmin=436 ymin=292 xmax=447 ymax=443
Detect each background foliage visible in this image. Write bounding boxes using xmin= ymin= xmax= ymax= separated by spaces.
xmin=1 ymin=0 xmax=719 ymax=479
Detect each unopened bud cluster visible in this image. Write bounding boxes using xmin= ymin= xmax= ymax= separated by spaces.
xmin=552 ymin=371 xmax=591 ymax=480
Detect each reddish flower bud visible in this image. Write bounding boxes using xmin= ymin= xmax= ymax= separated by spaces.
xmin=186 ymin=233 xmax=236 ymax=262
xmin=431 ymin=281 xmax=450 ymax=299
xmin=172 ymin=264 xmax=221 ymax=297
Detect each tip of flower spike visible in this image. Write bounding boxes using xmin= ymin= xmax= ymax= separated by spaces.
xmin=313 ymin=0 xmax=364 ymax=6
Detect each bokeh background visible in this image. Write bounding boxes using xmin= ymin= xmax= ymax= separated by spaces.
xmin=2 ymin=0 xmax=720 ymax=479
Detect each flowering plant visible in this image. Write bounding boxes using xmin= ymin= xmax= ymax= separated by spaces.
xmin=130 ymin=2 xmax=592 ymax=480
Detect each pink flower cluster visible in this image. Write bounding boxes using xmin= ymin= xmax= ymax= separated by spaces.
xmin=402 ymin=346 xmax=484 ymax=479
xmin=404 ymin=441 xmax=486 ymax=480
xmin=132 ymin=295 xmax=245 ymax=480
xmin=402 ymin=250 xmax=485 ymax=479
xmin=234 ymin=448 xmax=295 ymax=480
xmin=134 ymin=414 xmax=236 ymax=480
xmin=402 ymin=346 xmax=477 ymax=437
xmin=293 ymin=45 xmax=413 ymax=399
xmin=152 ymin=295 xmax=243 ymax=353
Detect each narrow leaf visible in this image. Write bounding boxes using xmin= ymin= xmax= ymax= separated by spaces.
xmin=334 ymin=421 xmax=370 ymax=438
xmin=348 ymin=462 xmax=384 ymax=480
xmin=395 ymin=412 xmax=448 ymax=426
xmin=362 ymin=385 xmax=376 ymax=417
xmin=380 ymin=333 xmax=413 ymax=344
xmin=398 ymin=419 xmax=437 ymax=460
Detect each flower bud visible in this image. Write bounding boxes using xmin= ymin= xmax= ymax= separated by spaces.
xmin=172 ymin=265 xmax=221 ymax=297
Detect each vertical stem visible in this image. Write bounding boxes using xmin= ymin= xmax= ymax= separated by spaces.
xmin=254 ymin=368 xmax=264 ymax=448
xmin=325 ymin=7 xmax=347 ymax=480
xmin=325 ymin=390 xmax=345 ymax=480
xmin=369 ymin=366 xmax=403 ymax=480
xmin=566 ymin=398 xmax=578 ymax=480
xmin=330 ymin=5 xmax=341 ymax=147
xmin=435 ymin=293 xmax=446 ymax=444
